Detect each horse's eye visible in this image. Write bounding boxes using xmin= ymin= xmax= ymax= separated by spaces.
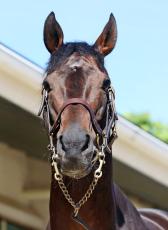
xmin=43 ymin=80 xmax=52 ymax=92
xmin=102 ymin=78 xmax=111 ymax=90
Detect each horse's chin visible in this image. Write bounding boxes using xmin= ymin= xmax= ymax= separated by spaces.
xmin=60 ymin=165 xmax=93 ymax=179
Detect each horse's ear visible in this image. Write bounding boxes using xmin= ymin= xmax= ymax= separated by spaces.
xmin=43 ymin=12 xmax=64 ymax=53
xmin=93 ymin=13 xmax=117 ymax=56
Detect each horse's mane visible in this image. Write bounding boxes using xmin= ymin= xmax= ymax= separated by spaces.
xmin=46 ymin=42 xmax=105 ymax=74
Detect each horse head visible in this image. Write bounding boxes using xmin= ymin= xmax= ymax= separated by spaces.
xmin=41 ymin=12 xmax=117 ymax=179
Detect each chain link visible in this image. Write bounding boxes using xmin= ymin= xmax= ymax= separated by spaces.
xmin=51 ymin=142 xmax=106 ymax=217
xmin=57 ymin=176 xmax=99 ymax=216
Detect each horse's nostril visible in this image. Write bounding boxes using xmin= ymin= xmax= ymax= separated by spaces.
xmin=59 ymin=131 xmax=91 ymax=153
xmin=81 ymin=134 xmax=90 ymax=152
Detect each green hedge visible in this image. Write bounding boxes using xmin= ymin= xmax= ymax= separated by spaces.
xmin=124 ymin=113 xmax=168 ymax=144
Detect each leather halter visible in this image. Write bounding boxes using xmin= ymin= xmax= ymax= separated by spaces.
xmin=38 ymin=85 xmax=118 ymax=230
xmin=38 ymin=85 xmax=118 ymax=147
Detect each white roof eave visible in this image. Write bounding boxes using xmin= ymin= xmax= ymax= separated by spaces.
xmin=0 ymin=44 xmax=43 ymax=114
xmin=113 ymin=116 xmax=168 ymax=187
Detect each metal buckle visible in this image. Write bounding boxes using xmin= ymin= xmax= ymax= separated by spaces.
xmin=38 ymin=88 xmax=48 ymax=116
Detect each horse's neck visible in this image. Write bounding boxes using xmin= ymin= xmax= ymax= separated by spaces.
xmin=49 ymin=153 xmax=117 ymax=230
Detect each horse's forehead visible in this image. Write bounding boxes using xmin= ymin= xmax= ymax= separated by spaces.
xmin=65 ymin=53 xmax=97 ymax=68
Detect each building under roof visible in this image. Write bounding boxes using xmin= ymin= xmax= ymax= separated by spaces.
xmin=0 ymin=43 xmax=168 ymax=230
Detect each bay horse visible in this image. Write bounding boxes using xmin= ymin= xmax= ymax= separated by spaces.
xmin=39 ymin=12 xmax=168 ymax=230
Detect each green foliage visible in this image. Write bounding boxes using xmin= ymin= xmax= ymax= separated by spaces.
xmin=124 ymin=112 xmax=168 ymax=144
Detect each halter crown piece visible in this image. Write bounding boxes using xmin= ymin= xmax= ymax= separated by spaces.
xmin=38 ymin=84 xmax=118 ymax=230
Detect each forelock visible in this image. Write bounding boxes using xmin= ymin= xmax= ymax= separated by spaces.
xmin=46 ymin=42 xmax=105 ymax=74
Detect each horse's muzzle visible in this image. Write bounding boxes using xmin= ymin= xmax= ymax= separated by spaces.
xmin=56 ymin=125 xmax=95 ymax=178
xmin=56 ymin=153 xmax=94 ymax=179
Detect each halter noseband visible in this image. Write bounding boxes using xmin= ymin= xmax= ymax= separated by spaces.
xmin=50 ymin=98 xmax=103 ymax=135
xmin=38 ymin=85 xmax=118 ymax=230
xmin=38 ymin=85 xmax=117 ymax=144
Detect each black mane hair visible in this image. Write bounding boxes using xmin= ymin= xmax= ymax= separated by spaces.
xmin=46 ymin=42 xmax=106 ymax=74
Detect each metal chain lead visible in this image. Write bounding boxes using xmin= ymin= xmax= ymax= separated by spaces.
xmin=51 ymin=138 xmax=106 ymax=217
xmin=57 ymin=174 xmax=99 ymax=217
